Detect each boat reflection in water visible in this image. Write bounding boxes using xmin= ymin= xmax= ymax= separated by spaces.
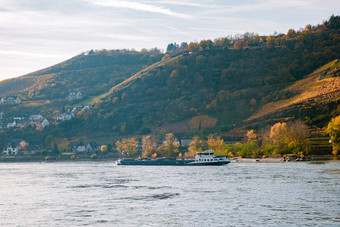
xmin=116 ymin=150 xmax=230 ymax=166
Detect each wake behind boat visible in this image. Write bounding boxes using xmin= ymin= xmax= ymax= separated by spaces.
xmin=116 ymin=150 xmax=230 ymax=166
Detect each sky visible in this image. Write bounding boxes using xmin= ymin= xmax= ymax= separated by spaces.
xmin=0 ymin=0 xmax=339 ymax=81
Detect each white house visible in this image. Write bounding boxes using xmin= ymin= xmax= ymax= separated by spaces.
xmin=7 ymin=121 xmax=16 ymax=128
xmin=41 ymin=119 xmax=49 ymax=128
xmin=56 ymin=112 xmax=74 ymax=121
xmin=85 ymin=142 xmax=98 ymax=153
xmin=3 ymin=143 xmax=20 ymax=155
xmin=0 ymin=111 xmax=4 ymax=119
xmin=67 ymin=91 xmax=83 ymax=100
xmin=77 ymin=145 xmax=86 ymax=153
xmin=82 ymin=105 xmax=90 ymax=111
xmin=2 ymin=139 xmax=27 ymax=156
xmin=68 ymin=141 xmax=86 ymax=153
xmin=0 ymin=96 xmax=21 ymax=105
xmin=13 ymin=116 xmax=25 ymax=120
xmin=29 ymin=114 xmax=44 ymax=121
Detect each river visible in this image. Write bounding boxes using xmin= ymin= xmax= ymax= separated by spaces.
xmin=0 ymin=161 xmax=339 ymax=226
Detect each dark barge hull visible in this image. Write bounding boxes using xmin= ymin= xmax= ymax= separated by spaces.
xmin=117 ymin=159 xmax=230 ymax=166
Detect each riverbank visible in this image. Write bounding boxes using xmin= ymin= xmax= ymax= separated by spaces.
xmin=0 ymin=154 xmax=337 ymax=163
xmin=231 ymin=155 xmax=337 ymax=163
xmin=0 ymin=154 xmax=119 ymax=163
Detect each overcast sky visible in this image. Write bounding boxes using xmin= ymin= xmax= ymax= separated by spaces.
xmin=0 ymin=0 xmax=339 ymax=81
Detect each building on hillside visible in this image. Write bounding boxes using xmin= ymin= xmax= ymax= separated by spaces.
xmin=2 ymin=139 xmax=28 ymax=156
xmin=56 ymin=112 xmax=74 ymax=121
xmin=34 ymin=118 xmax=49 ymax=131
xmin=67 ymin=91 xmax=83 ymax=101
xmin=0 ymin=111 xmax=4 ymax=119
xmin=68 ymin=141 xmax=86 ymax=153
xmin=13 ymin=116 xmax=25 ymax=121
xmin=15 ymin=119 xmax=27 ymax=128
xmin=85 ymin=142 xmax=98 ymax=153
xmin=0 ymin=96 xmax=21 ymax=105
xmin=7 ymin=121 xmax=16 ymax=128
xmin=82 ymin=105 xmax=90 ymax=111
xmin=41 ymin=119 xmax=49 ymax=128
xmin=29 ymin=114 xmax=44 ymax=121
xmin=180 ymin=139 xmax=193 ymax=147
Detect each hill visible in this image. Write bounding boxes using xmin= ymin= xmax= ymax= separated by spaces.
xmin=0 ymin=15 xmax=339 ymax=148
xmin=246 ymin=60 xmax=340 ymax=127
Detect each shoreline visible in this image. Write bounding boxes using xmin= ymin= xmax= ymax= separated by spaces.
xmin=0 ymin=155 xmax=337 ymax=163
xmin=231 ymin=155 xmax=337 ymax=163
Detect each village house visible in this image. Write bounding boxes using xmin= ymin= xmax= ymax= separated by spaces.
xmin=180 ymin=139 xmax=193 ymax=147
xmin=67 ymin=91 xmax=83 ymax=101
xmin=85 ymin=142 xmax=98 ymax=154
xmin=0 ymin=96 xmax=21 ymax=105
xmin=29 ymin=114 xmax=44 ymax=121
xmin=41 ymin=119 xmax=49 ymax=128
xmin=15 ymin=119 xmax=27 ymax=128
xmin=7 ymin=121 xmax=16 ymax=128
xmin=68 ymin=141 xmax=86 ymax=153
xmin=56 ymin=112 xmax=74 ymax=121
xmin=2 ymin=139 xmax=28 ymax=156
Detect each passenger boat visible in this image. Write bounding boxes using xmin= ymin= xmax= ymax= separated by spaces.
xmin=116 ymin=150 xmax=230 ymax=166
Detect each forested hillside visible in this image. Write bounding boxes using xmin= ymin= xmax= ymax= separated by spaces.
xmin=0 ymin=15 xmax=339 ymax=148
xmin=88 ymin=16 xmax=340 ymax=136
xmin=0 ymin=49 xmax=163 ymax=99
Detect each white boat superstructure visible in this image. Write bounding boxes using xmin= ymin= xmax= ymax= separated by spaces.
xmin=192 ymin=150 xmax=230 ymax=165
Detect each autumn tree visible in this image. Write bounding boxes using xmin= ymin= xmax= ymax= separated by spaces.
xmin=142 ymin=135 xmax=156 ymax=158
xmin=58 ymin=138 xmax=69 ymax=152
xmin=233 ymin=40 xmax=248 ymax=49
xmin=186 ymin=136 xmax=207 ymax=158
xmin=19 ymin=140 xmax=27 ymax=150
xmin=101 ymin=145 xmax=107 ymax=152
xmin=116 ymin=137 xmax=139 ymax=157
xmin=187 ymin=42 xmax=198 ymax=52
xmin=246 ymin=130 xmax=257 ymax=143
xmin=207 ymin=135 xmax=226 ymax=155
xmin=270 ymin=122 xmax=287 ymax=143
xmin=327 ymin=115 xmax=340 ymax=155
xmin=266 ymin=121 xmax=310 ymax=156
xmin=158 ymin=133 xmax=179 ymax=157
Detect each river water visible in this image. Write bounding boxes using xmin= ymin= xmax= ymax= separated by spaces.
xmin=0 ymin=161 xmax=339 ymax=226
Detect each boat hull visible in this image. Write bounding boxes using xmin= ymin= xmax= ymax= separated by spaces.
xmin=116 ymin=159 xmax=230 ymax=166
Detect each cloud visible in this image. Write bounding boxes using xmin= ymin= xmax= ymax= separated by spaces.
xmin=83 ymin=0 xmax=192 ymax=18
xmin=0 ymin=50 xmax=69 ymax=59
xmin=164 ymin=25 xmax=198 ymax=40
xmin=152 ymin=0 xmax=216 ymax=8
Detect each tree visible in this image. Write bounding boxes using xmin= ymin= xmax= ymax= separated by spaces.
xmin=116 ymin=137 xmax=138 ymax=157
xmin=270 ymin=122 xmax=287 ymax=143
xmin=101 ymin=145 xmax=108 ymax=152
xmin=142 ymin=135 xmax=156 ymax=157
xmin=53 ymin=143 xmax=59 ymax=155
xmin=45 ymin=135 xmax=53 ymax=148
xmin=56 ymin=138 xmax=70 ymax=152
xmin=207 ymin=135 xmax=225 ymax=155
xmin=19 ymin=140 xmax=27 ymax=150
xmin=233 ymin=40 xmax=248 ymax=49
xmin=158 ymin=133 xmax=179 ymax=157
xmin=327 ymin=115 xmax=340 ymax=155
xmin=107 ymin=144 xmax=112 ymax=152
xmin=186 ymin=136 xmax=207 ymax=158
xmin=187 ymin=42 xmax=198 ymax=52
xmin=246 ymin=130 xmax=257 ymax=143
